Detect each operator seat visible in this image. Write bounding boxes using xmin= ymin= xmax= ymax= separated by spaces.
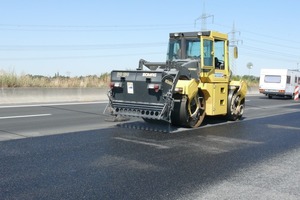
xmin=215 ymin=57 xmax=220 ymax=69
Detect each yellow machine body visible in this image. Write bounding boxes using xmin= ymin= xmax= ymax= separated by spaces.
xmin=107 ymin=30 xmax=247 ymax=128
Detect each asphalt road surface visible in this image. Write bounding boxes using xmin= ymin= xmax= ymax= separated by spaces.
xmin=0 ymin=95 xmax=300 ymax=199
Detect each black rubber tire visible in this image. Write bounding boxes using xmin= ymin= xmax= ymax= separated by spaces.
xmin=171 ymin=91 xmax=206 ymax=128
xmin=227 ymin=93 xmax=245 ymax=121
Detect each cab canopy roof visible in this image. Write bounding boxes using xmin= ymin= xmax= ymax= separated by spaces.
xmin=169 ymin=30 xmax=228 ymax=40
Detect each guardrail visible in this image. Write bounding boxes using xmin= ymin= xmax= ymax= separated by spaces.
xmin=0 ymin=88 xmax=108 ymax=104
xmin=0 ymin=87 xmax=259 ymax=104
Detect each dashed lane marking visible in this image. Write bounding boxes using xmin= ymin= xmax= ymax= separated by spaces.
xmin=114 ymin=137 xmax=170 ymax=149
xmin=0 ymin=113 xmax=52 ymax=120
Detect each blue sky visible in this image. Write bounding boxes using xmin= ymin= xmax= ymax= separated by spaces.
xmin=0 ymin=0 xmax=299 ymax=77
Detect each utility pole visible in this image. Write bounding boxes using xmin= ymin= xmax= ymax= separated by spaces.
xmin=194 ymin=1 xmax=214 ymax=31
xmin=228 ymin=22 xmax=242 ymax=75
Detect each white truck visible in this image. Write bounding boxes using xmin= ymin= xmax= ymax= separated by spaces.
xmin=259 ymin=68 xmax=300 ymax=99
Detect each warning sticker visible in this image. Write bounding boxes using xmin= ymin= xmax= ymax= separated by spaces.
xmin=127 ymin=82 xmax=134 ymax=94
xmin=215 ymin=73 xmax=224 ymax=78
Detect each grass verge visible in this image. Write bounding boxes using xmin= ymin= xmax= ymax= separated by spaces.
xmin=0 ymin=71 xmax=110 ymax=88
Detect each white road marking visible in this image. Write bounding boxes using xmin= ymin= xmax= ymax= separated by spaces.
xmin=114 ymin=137 xmax=170 ymax=149
xmin=246 ymin=102 xmax=299 ymax=110
xmin=267 ymin=124 xmax=300 ymax=131
xmin=0 ymin=113 xmax=52 ymax=120
xmin=0 ymin=101 xmax=107 ymax=109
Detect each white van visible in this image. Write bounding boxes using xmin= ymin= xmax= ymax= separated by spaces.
xmin=259 ymin=68 xmax=300 ymax=99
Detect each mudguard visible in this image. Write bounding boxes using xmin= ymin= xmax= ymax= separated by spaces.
xmin=175 ymin=79 xmax=199 ymax=97
xmin=229 ymin=80 xmax=247 ymax=99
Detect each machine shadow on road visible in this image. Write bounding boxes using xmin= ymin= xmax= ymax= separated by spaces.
xmin=111 ymin=115 xmax=241 ymax=134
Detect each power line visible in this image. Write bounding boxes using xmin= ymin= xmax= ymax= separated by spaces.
xmin=0 ymin=23 xmax=193 ymax=32
xmin=242 ymin=37 xmax=300 ymax=51
xmin=241 ymin=51 xmax=299 ymax=63
xmin=0 ymin=42 xmax=167 ymax=51
xmin=1 ymin=21 xmax=300 ymax=65
xmin=213 ymin=22 xmax=300 ymax=67
xmin=0 ymin=52 xmax=165 ymax=61
xmin=241 ymin=45 xmax=300 ymax=58
xmin=0 ymin=23 xmax=192 ymax=28
xmin=214 ymin=22 xmax=300 ymax=45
